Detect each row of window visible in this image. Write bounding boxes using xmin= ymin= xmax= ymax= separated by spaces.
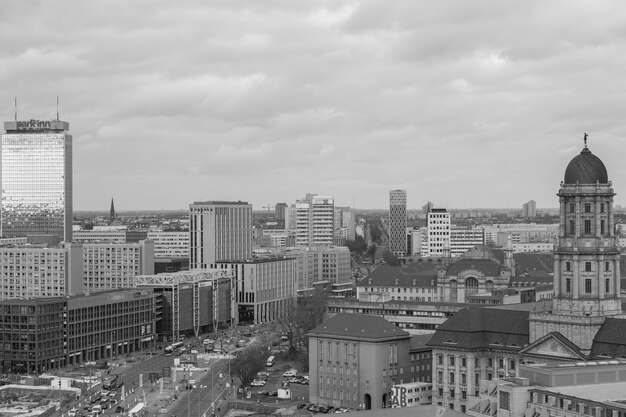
xmin=564 ymin=261 xmax=611 ymax=272
xmin=567 ymin=219 xmax=607 ymax=235
xmin=569 ymin=202 xmax=606 ymax=214
xmin=437 ymin=355 xmax=516 ymax=370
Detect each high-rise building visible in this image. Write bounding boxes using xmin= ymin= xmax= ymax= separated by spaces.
xmin=275 ymin=202 xmax=287 ymax=221
xmin=189 ymin=201 xmax=253 ymax=269
xmin=295 ymin=194 xmax=334 ymax=246
xmin=425 ymin=208 xmax=450 ymax=257
xmin=334 ymin=206 xmax=356 ymax=242
xmin=1 ymin=119 xmax=72 ymax=244
xmin=389 ymin=189 xmax=407 ymax=257
xmin=522 ymin=199 xmax=537 ymax=218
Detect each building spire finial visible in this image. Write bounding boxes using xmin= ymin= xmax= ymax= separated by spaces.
xmin=584 ymin=132 xmax=588 ymax=148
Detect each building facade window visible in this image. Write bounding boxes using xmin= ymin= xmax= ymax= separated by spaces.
xmin=570 ymin=203 xmax=575 ymax=213
xmin=606 ymin=279 xmax=610 ymax=294
xmin=565 ymin=262 xmax=571 ymax=272
xmin=585 ymin=262 xmax=592 ymax=272
xmin=584 ymin=220 xmax=591 ymax=235
xmin=605 ymin=261 xmax=610 ymax=272
xmin=569 ymin=220 xmax=575 ymax=235
xmin=601 ymin=220 xmax=605 ymax=235
xmin=585 ymin=203 xmax=591 ymax=213
xmin=585 ymin=279 xmax=592 ymax=294
xmin=500 ymin=392 xmax=511 ymax=410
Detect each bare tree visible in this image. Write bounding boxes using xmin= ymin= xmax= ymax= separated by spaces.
xmin=230 ymin=341 xmax=270 ymax=386
xmin=276 ymin=289 xmax=329 ymax=369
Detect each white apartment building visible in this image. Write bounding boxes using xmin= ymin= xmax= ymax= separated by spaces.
xmin=295 ymin=195 xmax=335 ymax=247
xmin=73 ymin=230 xmax=126 ymax=243
xmin=82 ymin=240 xmax=155 ymax=293
xmin=389 ymin=190 xmax=408 ymax=257
xmin=147 ymin=230 xmax=189 ymax=258
xmin=261 ymin=229 xmax=293 ymax=248
xmin=0 ymin=243 xmax=83 ymax=299
xmin=259 ymin=245 xmax=352 ymax=290
xmin=407 ymin=228 xmax=426 ymax=256
xmin=481 ymin=223 xmax=559 ymax=246
xmin=334 ymin=206 xmax=356 ymax=241
xmin=450 ymin=227 xmax=484 ymax=257
xmin=425 ymin=209 xmax=450 ymax=257
xmin=189 ymin=201 xmax=253 ymax=269
xmin=217 ymin=257 xmax=297 ymax=324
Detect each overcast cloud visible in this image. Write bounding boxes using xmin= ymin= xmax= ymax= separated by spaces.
xmin=2 ymin=0 xmax=626 ymax=211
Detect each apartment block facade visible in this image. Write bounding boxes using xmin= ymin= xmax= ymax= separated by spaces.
xmin=189 ymin=201 xmax=253 ymax=269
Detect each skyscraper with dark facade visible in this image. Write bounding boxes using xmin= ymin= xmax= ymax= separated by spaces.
xmin=1 ymin=119 xmax=72 ymax=244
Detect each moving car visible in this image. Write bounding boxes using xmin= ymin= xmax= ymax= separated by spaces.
xmin=250 ymin=379 xmax=266 ymax=387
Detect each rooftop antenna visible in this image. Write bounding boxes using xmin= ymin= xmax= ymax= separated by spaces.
xmin=56 ymin=96 xmax=59 ymax=121
xmin=584 ymin=132 xmax=588 ymax=148
xmin=14 ymin=97 xmax=17 ymax=121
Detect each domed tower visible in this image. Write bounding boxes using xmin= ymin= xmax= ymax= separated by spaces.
xmin=529 ymin=136 xmax=623 ymax=354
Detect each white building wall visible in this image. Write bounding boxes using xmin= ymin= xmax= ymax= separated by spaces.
xmin=147 ymin=231 xmax=189 ymax=258
xmin=82 ymin=240 xmax=154 ymax=293
xmin=427 ymin=210 xmax=450 ymax=257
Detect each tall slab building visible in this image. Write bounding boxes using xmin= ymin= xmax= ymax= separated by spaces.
xmin=295 ymin=194 xmax=335 ymax=247
xmin=1 ymin=119 xmax=72 ymax=244
xmin=389 ymin=189 xmax=407 ymax=257
xmin=189 ymin=201 xmax=253 ymax=269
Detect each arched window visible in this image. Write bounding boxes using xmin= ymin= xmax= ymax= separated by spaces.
xmin=585 ymin=203 xmax=591 ymax=213
xmin=465 ymin=277 xmax=479 ymax=294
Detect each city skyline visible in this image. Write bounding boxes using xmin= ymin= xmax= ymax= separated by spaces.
xmin=2 ymin=1 xmax=626 ymax=211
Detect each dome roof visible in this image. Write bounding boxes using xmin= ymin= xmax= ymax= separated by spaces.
xmin=564 ymin=147 xmax=608 ymax=185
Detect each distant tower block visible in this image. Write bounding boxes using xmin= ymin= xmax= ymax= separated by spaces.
xmin=389 ymin=189 xmax=407 ymax=257
xmin=110 ymin=198 xmax=116 ymax=221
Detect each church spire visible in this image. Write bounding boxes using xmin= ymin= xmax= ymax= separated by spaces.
xmin=110 ymin=198 xmax=115 ymax=221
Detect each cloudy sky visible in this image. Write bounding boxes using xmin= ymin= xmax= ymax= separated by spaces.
xmin=2 ymin=0 xmax=626 ymax=211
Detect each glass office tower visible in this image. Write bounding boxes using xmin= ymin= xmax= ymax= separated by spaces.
xmin=1 ymin=119 xmax=72 ymax=244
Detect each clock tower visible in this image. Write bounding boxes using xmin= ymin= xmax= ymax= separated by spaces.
xmin=529 ymin=139 xmax=623 ymax=354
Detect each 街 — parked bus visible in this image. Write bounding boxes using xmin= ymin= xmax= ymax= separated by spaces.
xmin=164 ymin=341 xmax=184 ymax=353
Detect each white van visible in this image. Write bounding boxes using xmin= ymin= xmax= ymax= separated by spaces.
xmin=266 ymin=355 xmax=276 ymax=367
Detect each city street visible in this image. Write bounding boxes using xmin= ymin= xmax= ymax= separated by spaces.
xmin=169 ymin=358 xmax=232 ymax=417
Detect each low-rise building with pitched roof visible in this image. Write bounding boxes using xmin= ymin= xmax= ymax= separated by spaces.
xmin=308 ymin=313 xmax=416 ymax=411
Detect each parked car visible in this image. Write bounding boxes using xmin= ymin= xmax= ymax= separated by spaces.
xmin=297 ymin=403 xmax=309 ymax=409
xmin=250 ymin=379 xmax=266 ymax=387
xmin=288 ymin=377 xmax=300 ymax=383
xmin=115 ymin=406 xmax=124 ymax=413
xmin=283 ymin=369 xmax=298 ymax=377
